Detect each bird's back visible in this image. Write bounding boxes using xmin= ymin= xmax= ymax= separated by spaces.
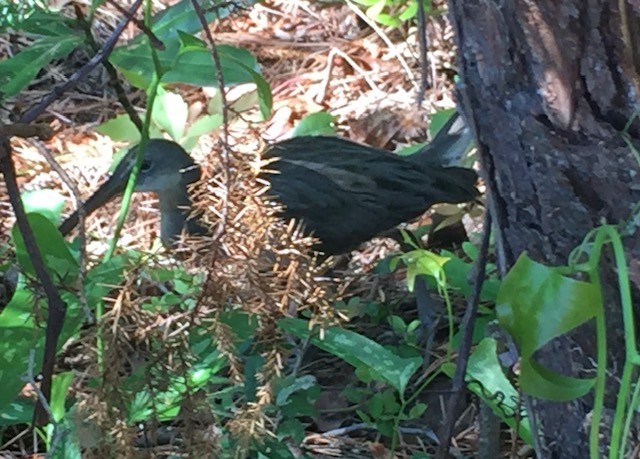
xmin=262 ymin=136 xmax=477 ymax=254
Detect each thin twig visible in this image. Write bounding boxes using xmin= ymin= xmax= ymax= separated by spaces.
xmin=345 ymin=0 xmax=419 ymax=91
xmin=105 ymin=0 xmax=165 ymax=50
xmin=191 ymin=0 xmax=230 ymax=241
xmin=73 ymin=3 xmax=144 ymax=131
xmin=315 ymin=48 xmax=382 ymax=104
xmin=416 ymin=0 xmax=432 ymax=104
xmin=19 ymin=0 xmax=144 ymax=124
xmin=189 ymin=0 xmax=232 ymax=317
xmin=0 ymin=138 xmax=67 ymax=426
xmin=435 ymin=210 xmax=491 ymax=459
xmin=0 ymin=123 xmax=52 ymax=140
xmin=28 ymin=139 xmax=92 ymax=322
xmin=24 ymin=350 xmax=53 ymax=430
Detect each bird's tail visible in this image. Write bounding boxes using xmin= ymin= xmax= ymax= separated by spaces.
xmin=408 ymin=111 xmax=475 ymax=167
xmin=406 ymin=110 xmax=479 ymax=204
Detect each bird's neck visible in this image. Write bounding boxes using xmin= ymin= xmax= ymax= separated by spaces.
xmin=157 ymin=184 xmax=203 ymax=245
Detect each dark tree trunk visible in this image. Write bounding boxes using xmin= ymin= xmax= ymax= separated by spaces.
xmin=449 ymin=0 xmax=640 ymax=457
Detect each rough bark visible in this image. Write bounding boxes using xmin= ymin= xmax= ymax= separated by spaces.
xmin=449 ymin=0 xmax=640 ymax=457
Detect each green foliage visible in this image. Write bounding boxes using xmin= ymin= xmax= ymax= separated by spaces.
xmin=291 ymin=112 xmax=337 ymax=137
xmin=0 ymin=0 xmax=49 ymax=31
xmin=109 ymin=2 xmax=269 ymax=112
xmin=442 ymin=338 xmax=533 ymax=444
xmin=0 ymin=0 xmax=271 ymax=118
xmin=279 ymin=317 xmax=421 ymax=394
xmin=497 ymin=253 xmax=599 ymax=400
xmin=97 ymin=86 xmax=224 ymax=148
xmin=21 ymin=190 xmax=66 ymax=224
xmin=12 ymin=213 xmax=78 ymax=282
xmin=0 ymin=33 xmax=82 ymax=99
xmin=0 ymin=212 xmax=126 ymax=414
xmin=350 ymin=0 xmax=433 ymax=28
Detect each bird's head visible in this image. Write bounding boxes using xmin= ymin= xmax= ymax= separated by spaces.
xmin=119 ymin=139 xmax=201 ymax=194
xmin=59 ymin=139 xmax=202 ymax=240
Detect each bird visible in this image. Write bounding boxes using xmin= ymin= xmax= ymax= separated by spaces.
xmin=59 ymin=114 xmax=478 ymax=253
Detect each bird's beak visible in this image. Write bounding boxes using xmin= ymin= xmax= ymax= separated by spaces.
xmin=58 ymin=154 xmax=135 ymax=236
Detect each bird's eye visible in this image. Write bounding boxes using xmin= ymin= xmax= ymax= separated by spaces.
xmin=140 ymin=160 xmax=152 ymax=172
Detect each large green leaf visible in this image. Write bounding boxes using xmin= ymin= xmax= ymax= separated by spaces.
xmin=22 ymin=189 xmax=66 ymax=225
xmin=291 ymin=112 xmax=337 ymax=137
xmin=150 ymin=0 xmax=244 ymax=42
xmin=110 ymin=0 xmax=261 ymax=89
xmin=18 ymin=9 xmax=76 ymax=36
xmin=443 ymin=338 xmax=533 ymax=445
xmin=0 ymin=35 xmax=82 ymax=98
xmin=496 ymin=253 xmax=601 ymax=400
xmin=279 ymin=317 xmax=421 ymax=393
xmin=152 ymin=86 xmax=188 ymax=141
xmin=0 ymin=285 xmax=40 ymax=409
xmin=0 ymin=229 xmax=122 ymax=414
xmin=12 ymin=213 xmax=78 ymax=283
xmin=0 ymin=286 xmax=85 ymax=412
xmin=0 ymin=7 xmax=72 ymax=34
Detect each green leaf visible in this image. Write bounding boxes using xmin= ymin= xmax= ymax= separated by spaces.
xmin=462 ymin=241 xmax=478 ymax=260
xmin=0 ymin=396 xmax=33 ymax=426
xmin=278 ymin=318 xmax=421 ymax=393
xmin=96 ymin=114 xmax=141 ymax=143
xmin=112 ymin=23 xmax=264 ymax=89
xmin=0 ymin=35 xmax=82 ymax=98
xmin=182 ymin=114 xmax=223 ymax=150
xmin=429 ymin=108 xmax=457 ymax=138
xmin=15 ymin=10 xmax=75 ymax=36
xmin=291 ymin=112 xmax=337 ymax=137
xmin=0 ymin=285 xmax=40 ymax=410
xmin=152 ymin=87 xmax=188 ymax=141
xmin=442 ymin=337 xmax=533 ymax=445
xmin=84 ymin=255 xmax=127 ymax=304
xmin=257 ymin=436 xmax=297 ymax=459
xmin=366 ymin=0 xmax=386 ymax=22
xmin=396 ymin=249 xmax=450 ymax=292
xmin=376 ymin=419 xmax=395 ymax=437
xmin=49 ymin=417 xmax=82 ymax=459
xmin=12 ymin=213 xmax=78 ymax=283
xmin=496 ymin=253 xmax=600 ymax=400
xmin=176 ymin=29 xmax=208 ymax=53
xmin=276 ymin=375 xmax=317 ymax=406
xmin=381 ymin=388 xmax=400 ymax=414
xmin=369 ymin=393 xmax=384 ymax=419
xmin=374 ymin=13 xmax=401 ymax=27
xmin=398 ymin=2 xmax=418 ymax=21
xmin=0 ymin=286 xmax=85 ymax=413
xmin=50 ymin=372 xmax=74 ymax=422
xmin=151 ymin=0 xmax=247 ymax=42
xmin=408 ymin=402 xmax=427 ymax=419
xmin=436 ymin=249 xmax=501 ymax=302
xmin=22 ymin=189 xmax=65 ymax=224
xmin=126 ymin=328 xmax=232 ymax=423
xmin=278 ymin=418 xmax=306 ymax=443
xmin=388 ymin=315 xmax=406 ymax=335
